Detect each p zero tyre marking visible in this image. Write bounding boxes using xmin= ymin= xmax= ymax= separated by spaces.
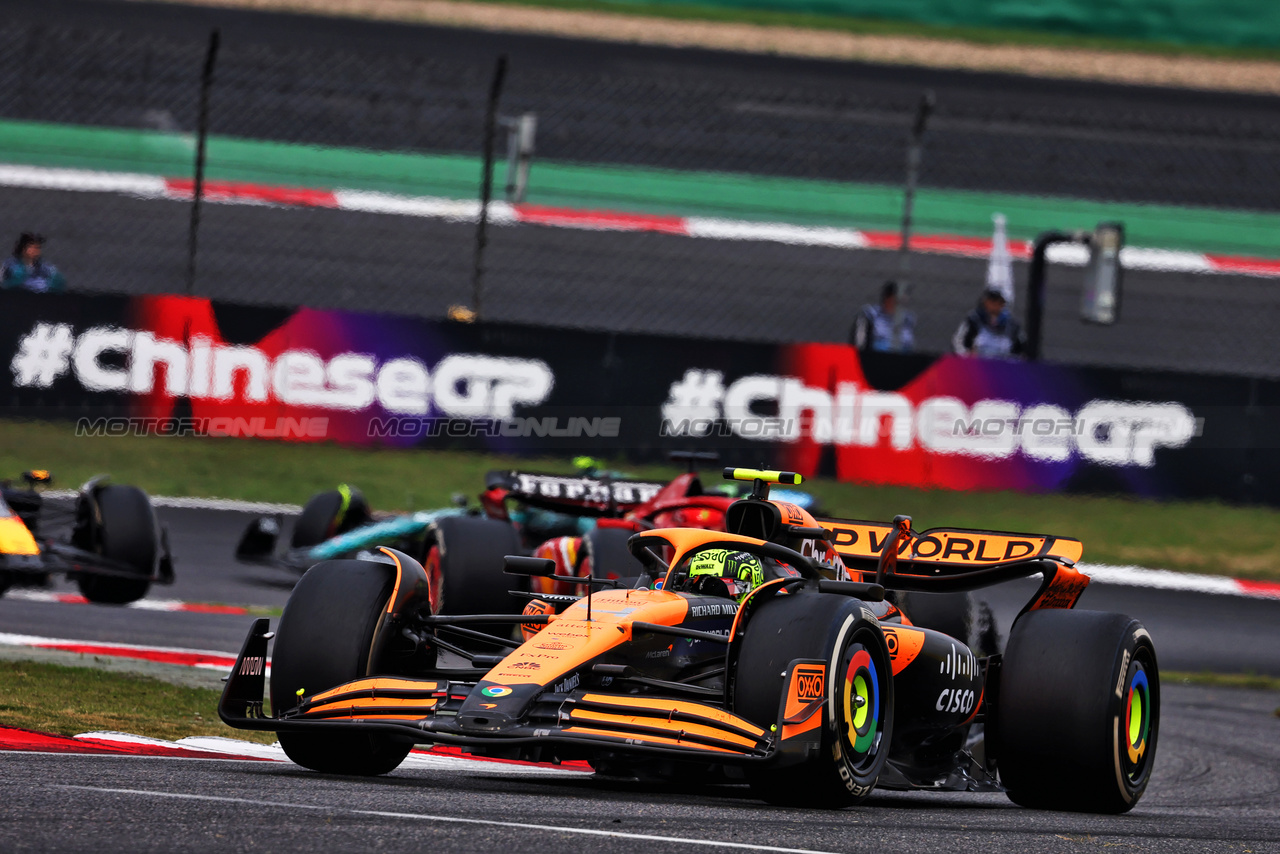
xmin=826 ymin=615 xmax=855 ymax=724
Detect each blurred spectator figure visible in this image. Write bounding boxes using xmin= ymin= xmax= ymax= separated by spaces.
xmin=953 ymin=286 xmax=1026 ymax=358
xmin=2 ymin=233 xmax=66 ymax=293
xmin=953 ymin=213 xmax=1025 ymax=359
xmin=851 ymin=280 xmax=915 ymax=352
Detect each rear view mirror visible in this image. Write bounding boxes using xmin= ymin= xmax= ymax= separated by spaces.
xmin=1081 ymin=222 xmax=1124 ymax=325
xmin=503 ymin=555 xmax=556 ymax=577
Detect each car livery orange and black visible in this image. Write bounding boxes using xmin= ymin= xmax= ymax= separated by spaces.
xmin=221 ymin=469 xmax=1158 ymax=813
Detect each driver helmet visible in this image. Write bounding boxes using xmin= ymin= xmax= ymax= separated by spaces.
xmin=687 ymin=548 xmax=766 ymax=601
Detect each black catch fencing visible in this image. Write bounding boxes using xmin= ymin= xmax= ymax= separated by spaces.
xmin=0 ymin=8 xmax=1278 ymax=380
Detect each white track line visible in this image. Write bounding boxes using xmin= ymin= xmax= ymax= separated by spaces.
xmin=75 ymin=731 xmax=242 ymax=755
xmin=53 ymin=786 xmax=838 ymax=853
xmin=67 ymin=734 xmax=586 ymax=775
xmin=685 ymin=217 xmax=869 ymax=249
xmin=41 ymin=489 xmax=300 ymax=514
xmin=1079 ymin=563 xmax=1279 ymax=598
xmin=2 ymin=589 xmax=246 ymax=612
xmin=0 ymin=164 xmax=167 ymax=197
xmin=0 ymin=161 xmax=1271 ymax=277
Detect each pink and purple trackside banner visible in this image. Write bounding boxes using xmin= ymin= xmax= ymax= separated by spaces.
xmin=3 ymin=291 xmax=1276 ymax=504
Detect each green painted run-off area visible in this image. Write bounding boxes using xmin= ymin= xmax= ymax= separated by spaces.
xmin=4 ymin=119 xmax=1280 ymax=258
xmin=605 ymin=0 xmax=1280 ymax=51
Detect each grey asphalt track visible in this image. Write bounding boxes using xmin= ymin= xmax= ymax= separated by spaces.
xmin=0 ymin=681 xmax=1277 ymax=853
xmin=2 ymin=504 xmax=1279 ymax=852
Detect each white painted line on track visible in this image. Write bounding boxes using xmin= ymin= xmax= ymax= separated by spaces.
xmin=172 ymin=736 xmax=288 ymax=760
xmin=1079 ymin=563 xmax=1280 ymax=599
xmin=2 ymin=589 xmax=258 ymax=613
xmin=0 ymin=164 xmax=167 ymax=197
xmin=76 ymin=731 xmax=234 ymax=754
xmin=685 ymin=217 xmax=869 ymax=249
xmin=42 ymin=489 xmax=301 ymax=514
xmin=54 ymin=785 xmax=840 ymax=853
xmin=333 ymin=189 xmax=481 ymax=221
xmin=146 ymin=495 xmax=302 ymax=514
xmin=2 ymin=161 xmax=1275 ymax=277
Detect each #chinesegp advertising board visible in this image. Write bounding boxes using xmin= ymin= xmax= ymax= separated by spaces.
xmin=2 ymin=291 xmax=1275 ymax=504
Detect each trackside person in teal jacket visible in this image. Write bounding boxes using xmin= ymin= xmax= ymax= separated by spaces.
xmin=2 ymin=233 xmax=66 ymax=293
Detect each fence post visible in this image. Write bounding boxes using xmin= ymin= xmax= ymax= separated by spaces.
xmin=896 ymin=90 xmax=935 ymax=286
xmin=471 ymin=54 xmax=508 ymax=321
xmin=1026 ymin=230 xmax=1074 ymax=361
xmin=186 ymin=28 xmax=220 ymax=297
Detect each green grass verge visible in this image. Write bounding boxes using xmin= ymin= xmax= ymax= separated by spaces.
xmin=0 ymin=659 xmax=276 ymax=744
xmin=454 ymin=0 xmax=1280 ymax=61
xmin=4 ymin=418 xmax=1278 ymax=579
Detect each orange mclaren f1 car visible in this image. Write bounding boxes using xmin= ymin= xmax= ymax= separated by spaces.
xmin=220 ymin=469 xmax=1158 ymax=813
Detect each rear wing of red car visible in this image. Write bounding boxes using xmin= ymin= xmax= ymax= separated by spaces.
xmin=485 ymin=470 xmax=669 ymax=517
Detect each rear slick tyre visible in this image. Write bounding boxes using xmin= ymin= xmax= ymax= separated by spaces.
xmin=290 ymin=487 xmax=370 ymax=549
xmin=270 ymin=559 xmax=413 ymax=776
xmin=425 ymin=515 xmax=523 ymax=616
xmin=995 ymin=609 xmax=1159 ymax=813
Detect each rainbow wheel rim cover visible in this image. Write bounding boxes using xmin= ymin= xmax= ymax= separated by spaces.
xmin=1125 ymin=667 xmax=1150 ymax=766
xmin=842 ymin=648 xmax=880 ymax=756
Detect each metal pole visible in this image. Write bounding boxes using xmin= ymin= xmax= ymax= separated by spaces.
xmin=1026 ymin=230 xmax=1074 ymax=361
xmin=892 ymin=90 xmax=934 ymax=348
xmin=472 ymin=54 xmax=508 ymax=320
xmin=896 ymin=90 xmax=935 ymax=283
xmin=186 ymin=28 xmax=220 ymax=297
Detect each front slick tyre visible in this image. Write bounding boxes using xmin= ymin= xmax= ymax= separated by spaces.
xmin=734 ymin=593 xmax=892 ymax=808
xmin=270 ymin=559 xmax=412 ymax=776
xmin=996 ymin=609 xmax=1159 ymax=813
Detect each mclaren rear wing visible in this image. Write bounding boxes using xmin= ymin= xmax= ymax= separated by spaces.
xmin=819 ymin=516 xmax=1089 ymax=614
